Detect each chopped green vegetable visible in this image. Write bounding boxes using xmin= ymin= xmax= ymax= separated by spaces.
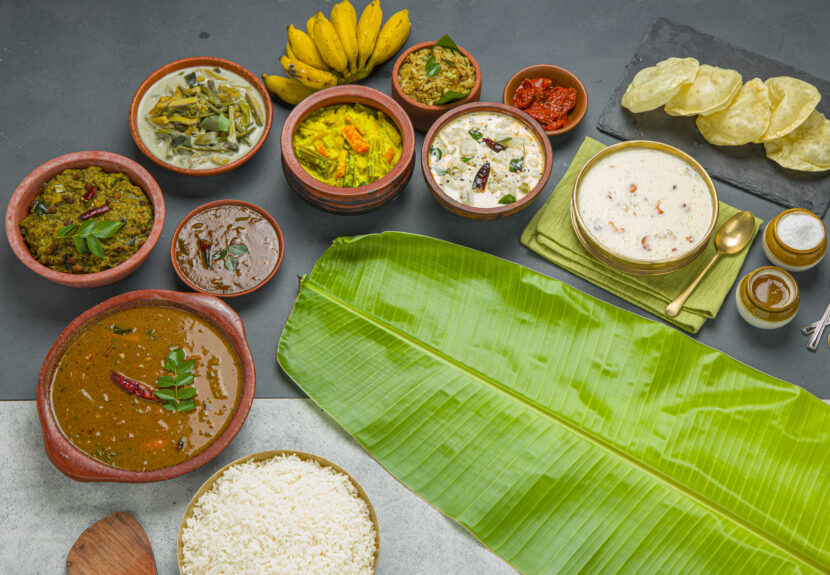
xmin=110 ymin=325 xmax=135 ymax=335
xmin=498 ymin=194 xmax=517 ymax=205
xmin=510 ymin=158 xmax=524 ymax=173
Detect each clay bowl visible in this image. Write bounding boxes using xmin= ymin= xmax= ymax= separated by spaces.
xmin=391 ymin=41 xmax=482 ymax=131
xmin=5 ymin=151 xmax=165 ymax=288
xmin=129 ymin=56 xmax=273 ymax=176
xmin=37 ymin=290 xmax=256 ymax=483
xmin=422 ymin=102 xmax=553 ymax=221
xmin=178 ymin=450 xmax=380 ymax=573
xmin=280 ymin=85 xmax=416 ymax=215
xmin=503 ymin=64 xmax=588 ymax=136
xmin=171 ymin=199 xmax=285 ymax=298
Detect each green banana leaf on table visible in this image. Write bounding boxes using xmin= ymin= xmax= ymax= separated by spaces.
xmin=277 ymin=232 xmax=830 ymax=574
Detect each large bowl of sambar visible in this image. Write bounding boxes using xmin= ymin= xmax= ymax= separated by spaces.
xmin=37 ymin=290 xmax=256 ymax=482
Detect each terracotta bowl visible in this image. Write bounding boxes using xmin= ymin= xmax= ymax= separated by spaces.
xmin=129 ymin=56 xmax=274 ymax=176
xmin=37 ymin=290 xmax=256 ymax=482
xmin=5 ymin=151 xmax=165 ymax=288
xmin=502 ymin=64 xmax=588 ymax=136
xmin=391 ymin=41 xmax=482 ymax=131
xmin=171 ymin=199 xmax=285 ymax=298
xmin=178 ymin=450 xmax=380 ymax=573
xmin=280 ymin=85 xmax=416 ymax=215
xmin=422 ymin=102 xmax=553 ymax=221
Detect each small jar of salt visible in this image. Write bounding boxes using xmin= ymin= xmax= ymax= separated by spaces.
xmin=763 ymin=208 xmax=826 ymax=272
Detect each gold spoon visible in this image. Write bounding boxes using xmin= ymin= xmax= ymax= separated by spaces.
xmin=665 ymin=211 xmax=755 ymax=318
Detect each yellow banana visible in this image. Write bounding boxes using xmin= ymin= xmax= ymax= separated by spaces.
xmin=356 ymin=0 xmax=382 ymax=69
xmin=286 ymin=41 xmax=297 ymax=61
xmin=339 ymin=63 xmax=375 ymax=85
xmin=331 ymin=1 xmax=358 ymax=72
xmin=312 ymin=13 xmax=349 ymax=73
xmin=306 ymin=15 xmax=317 ymax=40
xmin=279 ymin=55 xmax=338 ymax=90
xmin=370 ymin=9 xmax=410 ymax=66
xmin=287 ymin=24 xmax=329 ymax=71
xmin=262 ymin=74 xmax=317 ymax=105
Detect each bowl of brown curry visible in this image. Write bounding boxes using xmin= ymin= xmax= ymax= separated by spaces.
xmin=37 ymin=290 xmax=256 ymax=482
xmin=171 ymin=200 xmax=284 ymax=297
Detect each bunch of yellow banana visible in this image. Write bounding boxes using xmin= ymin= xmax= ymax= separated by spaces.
xmin=262 ymin=0 xmax=410 ymax=105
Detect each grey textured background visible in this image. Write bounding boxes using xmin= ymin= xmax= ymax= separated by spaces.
xmin=1 ymin=0 xmax=829 ymax=401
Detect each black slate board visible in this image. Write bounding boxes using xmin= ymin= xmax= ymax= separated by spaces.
xmin=597 ymin=18 xmax=830 ymax=215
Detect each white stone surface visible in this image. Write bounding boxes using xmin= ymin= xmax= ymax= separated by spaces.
xmin=0 ymin=399 xmax=517 ymax=575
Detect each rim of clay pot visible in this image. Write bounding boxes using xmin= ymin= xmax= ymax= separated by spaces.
xmin=5 ymin=151 xmax=165 ymax=288
xmin=391 ymin=41 xmax=482 ymax=130
xmin=502 ymin=64 xmax=588 ymax=136
xmin=170 ymin=199 xmax=285 ymax=298
xmin=36 ymin=290 xmax=256 ymax=483
xmin=177 ymin=450 xmax=380 ymax=573
xmin=280 ymin=85 xmax=415 ymax=201
xmin=129 ymin=56 xmax=274 ymax=176
xmin=421 ymin=102 xmax=553 ymax=221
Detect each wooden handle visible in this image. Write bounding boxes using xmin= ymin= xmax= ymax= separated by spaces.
xmin=665 ymin=252 xmax=721 ymax=318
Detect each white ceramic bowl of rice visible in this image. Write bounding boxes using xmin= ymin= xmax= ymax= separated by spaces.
xmin=178 ymin=450 xmax=380 ymax=574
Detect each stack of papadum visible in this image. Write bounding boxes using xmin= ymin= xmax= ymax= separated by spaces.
xmin=621 ymin=57 xmax=829 ymax=172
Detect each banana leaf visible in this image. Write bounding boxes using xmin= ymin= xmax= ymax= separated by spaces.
xmin=277 ymin=232 xmax=830 ymax=574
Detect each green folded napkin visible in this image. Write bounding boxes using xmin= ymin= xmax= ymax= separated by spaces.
xmin=521 ymin=137 xmax=762 ymax=333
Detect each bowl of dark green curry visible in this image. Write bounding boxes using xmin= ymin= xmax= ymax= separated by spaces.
xmin=5 ymin=151 xmax=164 ymax=287
xmin=37 ymin=289 xmax=256 ymax=482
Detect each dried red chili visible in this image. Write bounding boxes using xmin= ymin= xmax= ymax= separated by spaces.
xmin=513 ymin=77 xmax=577 ymax=131
xmin=109 ymin=371 xmax=158 ymax=401
xmin=199 ymin=239 xmax=212 ymax=267
xmin=78 ymin=205 xmax=110 ymax=221
xmin=82 ymin=185 xmax=98 ymax=201
xmin=481 ymin=138 xmax=507 ymax=153
xmin=473 ymin=162 xmax=491 ymax=190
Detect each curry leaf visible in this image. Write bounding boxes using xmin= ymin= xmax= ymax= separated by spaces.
xmin=92 ymin=220 xmax=125 ymax=239
xmin=86 ymin=235 xmax=104 ymax=258
xmin=57 ymin=224 xmax=78 ymax=237
xmin=176 ymin=399 xmax=196 ymax=413
xmin=278 ymin=232 xmax=830 ymax=575
xmin=510 ymin=157 xmax=524 ymax=173
xmin=225 ymin=256 xmax=239 ymax=271
xmin=434 ymin=34 xmax=460 ymax=52
xmin=175 ymin=374 xmax=195 ymax=388
xmin=176 ymin=387 xmax=197 ymax=401
xmin=78 ymin=219 xmax=98 ymax=236
xmin=153 ymin=389 xmax=178 ymax=402
xmin=228 ymin=243 xmax=249 ymax=256
xmin=425 ymin=55 xmax=441 ymax=77
xmin=72 ymin=236 xmax=87 ymax=254
xmin=156 ymin=375 xmax=176 ymax=388
xmin=436 ymin=90 xmax=469 ymax=106
xmin=468 ymin=128 xmax=482 ymax=142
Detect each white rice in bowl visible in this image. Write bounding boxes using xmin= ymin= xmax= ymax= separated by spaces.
xmin=181 ymin=454 xmax=378 ymax=575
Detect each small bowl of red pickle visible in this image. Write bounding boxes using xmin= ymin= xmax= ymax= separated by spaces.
xmin=503 ymin=65 xmax=588 ymax=136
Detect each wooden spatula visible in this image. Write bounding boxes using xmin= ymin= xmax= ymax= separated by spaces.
xmin=66 ymin=511 xmax=157 ymax=575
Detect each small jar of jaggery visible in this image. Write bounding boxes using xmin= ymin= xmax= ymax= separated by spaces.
xmin=735 ymin=266 xmax=799 ymax=329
